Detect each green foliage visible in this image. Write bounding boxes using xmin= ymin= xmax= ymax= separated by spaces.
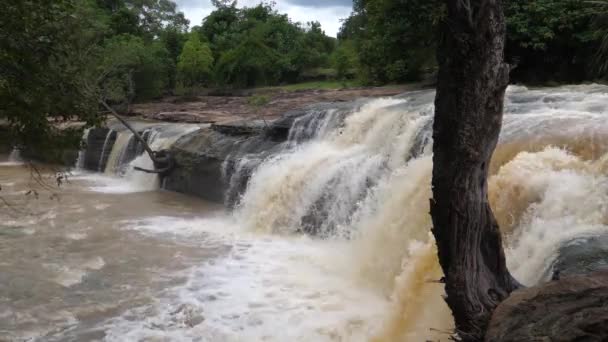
xmin=134 ymin=41 xmax=172 ymax=100
xmin=341 ymin=0 xmax=606 ymax=84
xmin=215 ymin=31 xmax=281 ymax=87
xmin=160 ymin=27 xmax=188 ymax=89
xmin=177 ymin=34 xmax=214 ymax=88
xmin=2 ymin=0 xmax=342 ymax=158
xmin=340 ymin=0 xmax=443 ymax=84
xmin=1 ymin=0 xmax=101 ymax=153
xmin=248 ymin=95 xmax=270 ymax=108
xmin=505 ymin=0 xmax=603 ymax=82
xmin=0 ymin=0 xmax=188 ymax=154
xmin=331 ymin=41 xmax=359 ymax=81
xmin=197 ymin=2 xmax=337 ymax=87
xmin=95 ymin=34 xmax=170 ymax=103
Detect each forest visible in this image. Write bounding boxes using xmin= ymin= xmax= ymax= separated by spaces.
xmin=2 ymin=0 xmax=608 ymax=156
xmin=340 ymin=0 xmax=608 ymax=84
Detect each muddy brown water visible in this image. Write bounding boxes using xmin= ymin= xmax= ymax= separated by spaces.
xmin=0 ymin=163 xmax=225 ymax=341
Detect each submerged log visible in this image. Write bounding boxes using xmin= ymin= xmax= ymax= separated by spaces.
xmin=431 ymin=1 xmax=520 ymax=340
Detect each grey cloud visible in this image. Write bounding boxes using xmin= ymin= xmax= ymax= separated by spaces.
xmin=176 ymin=0 xmax=353 ymax=8
xmin=174 ymin=0 xmax=352 ymax=36
xmin=283 ymin=0 xmax=352 ymax=7
xmin=174 ymin=0 xmax=213 ymax=9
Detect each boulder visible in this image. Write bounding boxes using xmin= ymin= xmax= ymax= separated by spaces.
xmin=486 ymin=271 xmax=608 ymax=342
xmin=552 ymin=235 xmax=608 ymax=279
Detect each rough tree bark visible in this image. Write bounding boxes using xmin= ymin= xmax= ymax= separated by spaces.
xmin=430 ymin=1 xmax=520 ymax=341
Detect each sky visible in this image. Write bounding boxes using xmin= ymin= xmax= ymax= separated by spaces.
xmin=174 ymin=0 xmax=354 ymax=37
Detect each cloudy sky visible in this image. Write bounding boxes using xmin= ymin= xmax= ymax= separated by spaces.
xmin=175 ymin=0 xmax=353 ymax=37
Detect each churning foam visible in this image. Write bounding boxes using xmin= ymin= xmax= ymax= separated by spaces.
xmin=230 ymin=97 xmax=454 ymax=340
xmin=232 ymin=86 xmax=608 ymax=340
xmin=491 ymin=147 xmax=608 ymax=285
xmin=105 ymin=216 xmax=389 ymax=342
xmin=94 ymin=85 xmax=608 ymax=341
xmin=237 ymin=98 xmax=432 ymax=236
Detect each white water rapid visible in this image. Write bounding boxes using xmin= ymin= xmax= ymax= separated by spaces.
xmin=2 ymin=84 xmax=608 ymax=341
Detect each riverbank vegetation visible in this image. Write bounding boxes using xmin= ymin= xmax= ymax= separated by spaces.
xmin=2 ymin=0 xmax=608 ymax=153
xmin=340 ymin=0 xmax=608 ymax=84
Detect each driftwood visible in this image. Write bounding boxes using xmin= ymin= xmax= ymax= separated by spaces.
xmin=430 ymin=1 xmax=521 ymax=341
xmin=100 ymin=100 xmax=175 ymax=175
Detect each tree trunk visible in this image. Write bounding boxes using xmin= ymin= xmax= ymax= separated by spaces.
xmin=430 ymin=1 xmax=520 ymax=341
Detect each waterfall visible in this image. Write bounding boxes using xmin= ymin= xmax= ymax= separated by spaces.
xmin=98 ymin=129 xmax=115 ymax=172
xmin=231 ymin=97 xmax=452 ymax=340
xmin=75 ymin=128 xmax=91 ymax=170
xmin=225 ymin=84 xmax=608 ymax=340
xmin=78 ymin=123 xmax=201 ymax=192
xmin=104 ymin=131 xmax=134 ymax=174
xmin=237 ymin=98 xmax=433 ymax=236
xmin=67 ymin=84 xmax=608 ymax=341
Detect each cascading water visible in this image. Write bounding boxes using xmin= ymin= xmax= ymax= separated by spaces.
xmin=4 ymin=85 xmax=608 ymax=341
xmin=75 ymin=128 xmax=91 ymax=170
xmin=79 ymin=122 xmax=201 ymax=193
xmin=98 ymin=129 xmax=116 ymax=172
xmin=215 ymin=84 xmax=608 ymax=340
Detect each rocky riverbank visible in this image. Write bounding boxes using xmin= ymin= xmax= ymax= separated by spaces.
xmin=127 ymin=85 xmax=416 ymax=124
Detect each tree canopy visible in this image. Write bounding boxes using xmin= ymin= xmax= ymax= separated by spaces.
xmin=0 ymin=0 xmax=340 ymax=153
xmin=1 ymin=1 xmax=101 ymax=156
xmin=177 ymin=34 xmax=214 ymax=88
xmin=339 ymin=0 xmax=608 ymax=84
xmin=3 ymin=0 xmax=607 ymax=156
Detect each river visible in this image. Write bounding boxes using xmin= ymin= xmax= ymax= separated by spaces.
xmin=1 ymin=84 xmax=607 ymax=341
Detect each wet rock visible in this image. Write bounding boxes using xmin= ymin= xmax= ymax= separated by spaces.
xmin=552 ymin=235 xmax=608 ymax=279
xmin=164 ymin=126 xmax=283 ymax=203
xmin=486 ymin=271 xmax=608 ymax=342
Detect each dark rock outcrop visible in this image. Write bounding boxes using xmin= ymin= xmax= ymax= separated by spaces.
xmin=163 ymin=126 xmax=284 ymax=203
xmin=486 ymin=271 xmax=608 ymax=342
xmin=552 ymin=235 xmax=608 ymax=279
